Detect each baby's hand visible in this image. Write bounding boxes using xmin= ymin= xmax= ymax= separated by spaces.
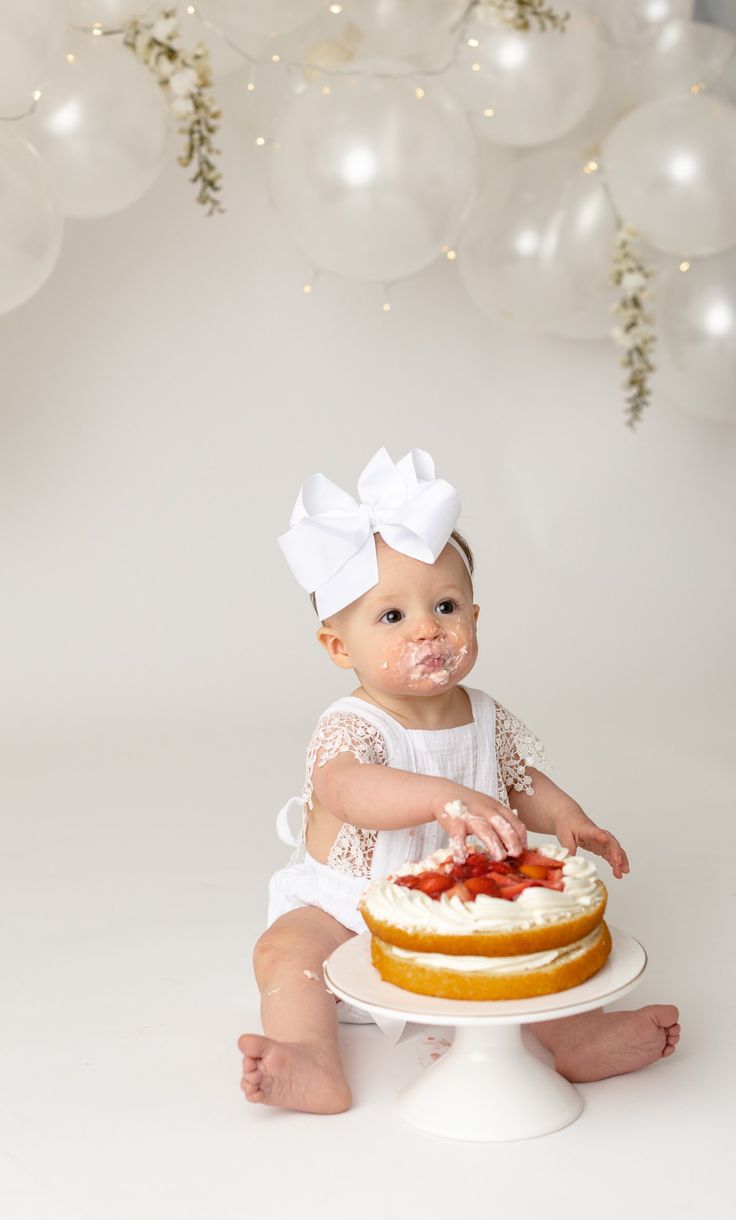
xmin=434 ymin=795 xmax=527 ymax=863
xmin=554 ymin=808 xmax=630 ymax=879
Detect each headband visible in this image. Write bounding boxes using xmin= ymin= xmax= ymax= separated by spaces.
xmin=277 ymin=446 xmax=467 ymax=619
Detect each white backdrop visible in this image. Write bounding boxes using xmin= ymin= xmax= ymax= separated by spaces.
xmin=1 ymin=62 xmax=735 ymax=1220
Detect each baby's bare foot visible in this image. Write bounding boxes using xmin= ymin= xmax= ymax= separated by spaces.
xmin=549 ymin=1005 xmax=681 ymax=1083
xmin=237 ymin=1033 xmax=352 ymax=1114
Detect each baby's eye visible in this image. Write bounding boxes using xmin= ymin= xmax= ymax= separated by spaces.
xmin=437 ymin=600 xmax=456 ymax=615
xmin=380 ymin=609 xmax=403 ymax=624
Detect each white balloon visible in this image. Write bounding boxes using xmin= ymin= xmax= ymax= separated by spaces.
xmin=586 ymin=0 xmax=694 ymax=45
xmin=620 ymin=18 xmax=736 ymax=105
xmin=0 ymin=126 xmax=63 ymax=314
xmin=67 ymin=1 xmax=153 ymax=27
xmin=603 ymin=94 xmax=736 ymax=255
xmin=656 ymin=251 xmax=736 ymax=422
xmin=450 ymin=2 xmax=604 ymax=147
xmin=458 ymin=146 xmax=619 ymax=339
xmin=0 ymin=0 xmax=67 ymax=114
xmin=196 ymin=0 xmax=324 ymax=42
xmin=340 ymin=0 xmax=467 ymax=69
xmin=267 ymin=71 xmax=477 ymax=281
xmin=24 ymin=33 xmax=171 ymax=219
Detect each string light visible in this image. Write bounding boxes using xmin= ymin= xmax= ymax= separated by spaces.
xmin=471 ymin=62 xmax=481 ymax=71
xmin=272 ymin=54 xmax=281 ymax=63
xmin=92 ymin=23 xmax=103 ymax=36
xmin=690 ymin=82 xmax=705 ymax=93
xmin=322 ymin=85 xmax=331 ymax=95
xmin=303 ymin=283 xmax=313 ymax=293
xmin=446 ymin=249 xmax=457 ymax=260
xmin=329 ymin=3 xmax=343 ymax=12
xmin=582 ymin=159 xmax=598 ymax=173
xmin=186 ymin=4 xmax=196 ymax=13
xmin=415 ymin=86 xmax=425 ymax=99
xmin=255 ymin=136 xmax=266 ymax=146
xmin=32 ymin=89 xmax=42 ymax=101
xmin=483 ymin=107 xmax=495 ymax=117
xmin=247 ymin=81 xmax=255 ymax=91
xmin=679 ymin=260 xmax=690 ymax=271
xmin=66 ymin=52 xmax=75 ymax=63
xmin=382 ymin=301 xmax=392 ymax=311
xmin=467 ymin=38 xmax=479 ymax=47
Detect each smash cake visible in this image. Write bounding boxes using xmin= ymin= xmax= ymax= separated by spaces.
xmin=358 ymin=821 xmax=611 ymax=1001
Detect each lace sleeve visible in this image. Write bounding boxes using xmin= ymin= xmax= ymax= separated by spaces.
xmin=301 ymin=711 xmax=389 ymax=811
xmin=494 ymin=701 xmax=551 ymax=801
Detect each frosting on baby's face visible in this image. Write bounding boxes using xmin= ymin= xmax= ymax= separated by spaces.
xmin=317 ymin=535 xmax=479 ymax=701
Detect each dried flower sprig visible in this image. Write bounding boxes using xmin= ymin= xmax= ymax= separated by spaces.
xmin=477 ymin=0 xmax=570 ymax=33
xmin=609 ymin=225 xmax=657 ymax=429
xmin=123 ymin=8 xmax=223 ymax=215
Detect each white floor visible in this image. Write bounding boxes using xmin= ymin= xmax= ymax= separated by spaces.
xmin=2 ymin=716 xmax=733 ymax=1220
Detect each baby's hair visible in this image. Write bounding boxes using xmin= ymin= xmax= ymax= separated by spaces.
xmin=310 ymin=528 xmax=475 ymax=624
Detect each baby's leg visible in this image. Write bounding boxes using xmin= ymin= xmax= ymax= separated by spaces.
xmin=528 ymin=1004 xmax=681 ymax=1083
xmin=238 ymin=906 xmax=356 ymax=1114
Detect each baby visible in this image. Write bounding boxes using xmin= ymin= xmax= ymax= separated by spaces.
xmin=239 ymin=447 xmax=680 ymax=1113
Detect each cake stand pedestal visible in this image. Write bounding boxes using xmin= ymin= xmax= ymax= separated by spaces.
xmin=323 ymin=925 xmax=646 ymax=1142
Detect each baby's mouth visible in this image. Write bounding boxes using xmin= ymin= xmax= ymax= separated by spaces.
xmin=417 ymin=649 xmax=450 ymax=669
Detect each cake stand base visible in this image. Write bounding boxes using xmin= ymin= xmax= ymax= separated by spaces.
xmin=324 ymin=925 xmax=647 ymax=1142
xmin=397 ymin=1021 xmax=582 ymax=1140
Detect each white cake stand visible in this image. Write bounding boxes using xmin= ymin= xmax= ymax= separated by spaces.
xmin=323 ymin=925 xmax=647 ymax=1142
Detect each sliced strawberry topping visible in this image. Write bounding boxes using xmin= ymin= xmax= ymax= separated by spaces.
xmin=392 ymin=844 xmax=569 ymax=902
xmin=519 ymin=849 xmax=564 ymax=870
xmin=413 ymin=872 xmax=455 ymax=897
xmin=464 ymin=875 xmax=502 ymax=898
xmin=443 ymin=880 xmax=474 ymax=902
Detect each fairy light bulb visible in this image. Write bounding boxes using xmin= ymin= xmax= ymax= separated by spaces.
xmin=329 ymin=3 xmax=343 ymax=12
xmin=415 ymin=86 xmax=425 ymax=99
xmin=583 ymin=159 xmax=598 ymax=174
xmin=187 ymin=4 xmax=196 ymax=13
xmin=66 ymin=52 xmax=75 ymax=63
xmin=272 ymin=54 xmax=281 ymax=63
xmin=303 ymin=283 xmax=313 ymax=294
xmin=679 ymin=261 xmax=690 ymax=272
xmin=382 ymin=301 xmax=392 ymax=312
xmin=92 ymin=23 xmax=102 ymax=35
xmin=471 ymin=62 xmax=481 ymax=72
xmin=468 ymin=38 xmax=479 ymax=47
xmin=255 ymin=136 xmax=266 ymax=146
xmin=32 ymin=89 xmax=42 ymax=100
xmin=483 ymin=107 xmax=495 ymax=117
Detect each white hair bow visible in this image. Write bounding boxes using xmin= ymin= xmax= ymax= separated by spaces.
xmin=277 ymin=446 xmax=463 ymax=619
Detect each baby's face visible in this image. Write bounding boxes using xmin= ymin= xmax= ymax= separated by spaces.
xmin=317 ymin=535 xmax=479 ymax=696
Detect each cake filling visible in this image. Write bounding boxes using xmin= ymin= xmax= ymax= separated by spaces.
xmin=384 ymin=925 xmax=603 ymax=975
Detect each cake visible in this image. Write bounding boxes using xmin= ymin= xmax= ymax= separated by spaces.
xmin=357 ymin=839 xmax=611 ymax=1001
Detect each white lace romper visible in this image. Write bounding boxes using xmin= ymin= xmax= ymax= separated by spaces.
xmin=266 ymin=685 xmax=549 ymax=1033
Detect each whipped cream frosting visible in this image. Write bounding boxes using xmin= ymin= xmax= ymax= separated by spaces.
xmin=385 ymin=925 xmax=602 ymax=975
xmin=359 ymin=842 xmax=602 ymax=933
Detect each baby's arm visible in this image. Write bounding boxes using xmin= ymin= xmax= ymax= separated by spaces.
xmin=510 ymin=767 xmax=630 ymax=879
xmin=313 ymin=753 xmax=526 ymax=861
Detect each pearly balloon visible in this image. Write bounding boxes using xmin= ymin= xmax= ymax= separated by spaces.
xmin=656 ymin=251 xmax=736 ymax=423
xmin=267 ymin=71 xmax=477 ymax=281
xmin=620 ymin=18 xmax=736 ymax=105
xmin=195 ymin=0 xmax=324 ymax=43
xmin=24 ymin=34 xmax=171 ymax=219
xmin=340 ymin=0 xmax=468 ymax=69
xmin=67 ymin=1 xmax=153 ymax=27
xmin=603 ymin=94 xmax=736 ymax=256
xmin=0 ymin=0 xmax=67 ymax=115
xmin=450 ymin=2 xmax=604 ymax=147
xmin=0 ymin=127 xmax=63 ymax=314
xmin=458 ymin=146 xmax=619 ymax=340
xmin=586 ymin=0 xmax=694 ymax=45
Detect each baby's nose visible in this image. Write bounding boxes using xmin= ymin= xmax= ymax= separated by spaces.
xmin=414 ymin=622 xmax=443 ymax=642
